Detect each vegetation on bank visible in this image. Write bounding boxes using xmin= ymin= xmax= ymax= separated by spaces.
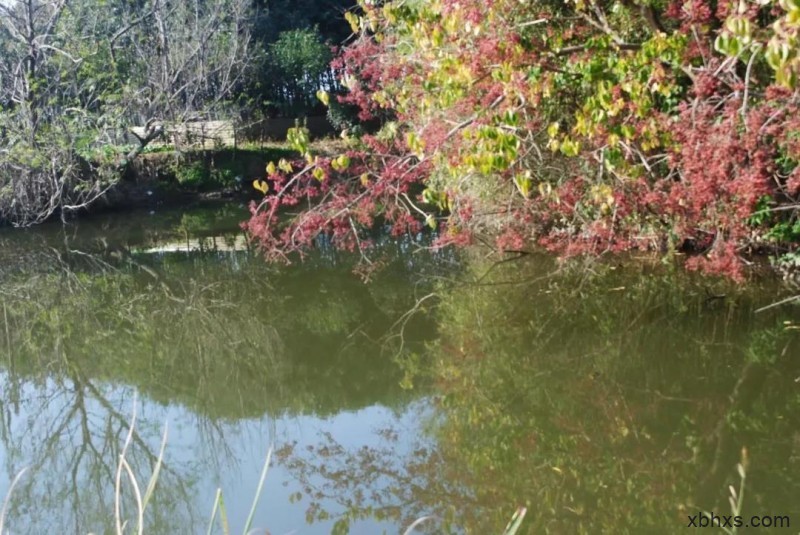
xmin=247 ymin=0 xmax=800 ymax=280
xmin=128 ymin=145 xmax=299 ymax=195
xmin=114 ymin=141 xmax=347 ymax=206
xmin=3 ymin=0 xmax=800 ymax=281
xmin=0 ymin=0 xmax=351 ymax=226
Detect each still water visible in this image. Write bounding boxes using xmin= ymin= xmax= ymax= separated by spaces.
xmin=0 ymin=203 xmax=798 ymax=534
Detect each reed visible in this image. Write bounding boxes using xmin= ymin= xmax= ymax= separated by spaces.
xmin=402 ymin=506 xmax=527 ymax=535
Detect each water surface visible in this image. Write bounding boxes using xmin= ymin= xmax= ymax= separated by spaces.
xmin=0 ymin=204 xmax=798 ymax=534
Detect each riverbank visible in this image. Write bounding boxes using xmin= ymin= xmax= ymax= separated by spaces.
xmin=84 ymin=144 xmax=296 ymax=215
xmin=0 ymin=139 xmax=347 ymax=223
xmin=4 ymin=136 xmax=799 ymax=290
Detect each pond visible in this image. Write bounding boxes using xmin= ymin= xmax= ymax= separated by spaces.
xmin=0 ymin=203 xmax=798 ymax=534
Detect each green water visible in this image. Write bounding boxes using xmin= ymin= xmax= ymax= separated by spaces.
xmin=0 ymin=203 xmax=798 ymax=534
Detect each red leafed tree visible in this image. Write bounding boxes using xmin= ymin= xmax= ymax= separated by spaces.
xmin=246 ymin=0 xmax=800 ymax=280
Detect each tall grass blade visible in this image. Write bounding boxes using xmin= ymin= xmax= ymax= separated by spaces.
xmin=116 ymin=397 xmax=138 ymax=535
xmin=120 ymin=457 xmax=144 ymax=535
xmin=402 ymin=515 xmax=439 ymax=535
xmin=242 ymin=446 xmax=272 ymax=534
xmin=206 ymin=488 xmax=223 ymax=535
xmin=502 ymin=507 xmax=527 ymax=535
xmin=219 ymin=492 xmax=230 ymax=535
xmin=206 ymin=488 xmax=230 ymax=535
xmin=142 ymin=422 xmax=168 ymax=511
xmin=0 ymin=467 xmax=28 ymax=534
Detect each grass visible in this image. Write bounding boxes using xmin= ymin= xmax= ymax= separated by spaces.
xmin=137 ymin=144 xmax=299 ymax=191
xmin=113 ymin=399 xmax=167 ymax=535
xmin=0 ymin=398 xmax=274 ymax=535
xmin=205 ymin=447 xmax=272 ymax=535
xmin=0 ymin=467 xmax=27 ymax=534
xmin=701 ymin=449 xmax=748 ymax=535
xmin=402 ymin=507 xmax=527 ymax=535
xmin=112 ymin=399 xmax=274 ymax=535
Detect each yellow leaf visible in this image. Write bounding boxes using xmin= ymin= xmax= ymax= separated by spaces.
xmin=422 ymin=188 xmax=438 ymax=204
xmin=345 ymin=11 xmax=360 ymax=34
xmin=316 ymin=90 xmax=330 ymax=106
xmin=406 ymin=132 xmax=425 ymax=158
xmin=331 ymin=154 xmax=351 ymax=172
xmin=252 ymin=179 xmax=269 ymax=194
xmin=383 ymin=3 xmax=396 ymax=23
xmin=278 ymin=158 xmax=293 ymax=173
xmin=513 ymin=171 xmax=532 ymax=198
xmin=559 ymin=138 xmax=580 ymax=157
xmin=266 ymin=161 xmax=277 ymax=176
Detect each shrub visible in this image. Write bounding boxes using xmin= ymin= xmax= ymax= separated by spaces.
xmin=246 ymin=0 xmax=800 ymax=279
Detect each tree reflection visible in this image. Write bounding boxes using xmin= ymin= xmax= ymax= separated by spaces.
xmin=5 ymin=209 xmax=795 ymax=534
xmin=277 ymin=256 xmax=800 ymax=533
xmin=0 ymin=217 xmax=440 ymax=532
xmin=0 ymin=365 xmax=193 ymax=532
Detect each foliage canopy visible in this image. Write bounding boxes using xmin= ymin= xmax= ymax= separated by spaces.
xmin=248 ymin=0 xmax=800 ymax=279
